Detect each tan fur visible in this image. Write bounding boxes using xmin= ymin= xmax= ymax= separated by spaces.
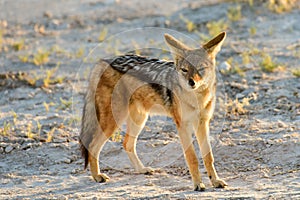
xmin=80 ymin=32 xmax=227 ymax=191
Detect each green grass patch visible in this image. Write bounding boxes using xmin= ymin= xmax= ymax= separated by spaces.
xmin=0 ymin=121 xmax=11 ymax=136
xmin=12 ymin=39 xmax=25 ymax=51
xmin=98 ymin=27 xmax=108 ymax=42
xmin=260 ymin=54 xmax=279 ymax=72
xmin=75 ymin=47 xmax=85 ymax=58
xmin=227 ymin=5 xmax=242 ymax=21
xmin=111 ymin=129 xmax=122 ymax=142
xmin=206 ymin=20 xmax=228 ymax=37
xmin=180 ymin=14 xmax=196 ymax=32
xmin=224 ymin=57 xmax=245 ymax=76
xmin=58 ymin=97 xmax=72 ymax=110
xmin=249 ymin=25 xmax=257 ymax=36
xmin=227 ymin=97 xmax=253 ymax=116
xmin=33 ymin=49 xmax=50 ymax=66
xmin=292 ymin=69 xmax=300 ymax=77
xmin=43 ymin=63 xmax=64 ymax=87
xmin=46 ymin=127 xmax=56 ymax=142
xmin=267 ymin=0 xmax=296 ymax=13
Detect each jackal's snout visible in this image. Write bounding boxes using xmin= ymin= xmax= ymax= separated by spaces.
xmin=188 ymin=78 xmax=195 ymax=87
xmin=188 ymin=73 xmax=203 ymax=89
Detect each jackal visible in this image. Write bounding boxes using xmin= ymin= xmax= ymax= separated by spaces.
xmin=80 ymin=32 xmax=227 ymax=191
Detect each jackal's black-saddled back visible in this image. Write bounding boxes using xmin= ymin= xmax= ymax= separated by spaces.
xmin=104 ymin=55 xmax=177 ymax=84
xmin=104 ymin=54 xmax=180 ymax=105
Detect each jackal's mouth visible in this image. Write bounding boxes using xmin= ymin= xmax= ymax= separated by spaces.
xmin=193 ymin=80 xmax=208 ymax=91
xmin=195 ymin=71 xmax=214 ymax=91
xmin=183 ymin=76 xmax=209 ymax=91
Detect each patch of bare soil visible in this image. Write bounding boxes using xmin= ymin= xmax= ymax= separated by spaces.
xmin=0 ymin=0 xmax=299 ymax=199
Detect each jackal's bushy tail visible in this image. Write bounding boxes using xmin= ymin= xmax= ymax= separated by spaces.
xmin=80 ymin=100 xmax=92 ymax=169
xmin=80 ymin=137 xmax=89 ymax=169
xmin=80 ymin=64 xmax=103 ymax=169
xmin=80 ymin=93 xmax=99 ymax=169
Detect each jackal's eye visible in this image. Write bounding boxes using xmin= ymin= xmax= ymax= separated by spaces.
xmin=198 ymin=66 xmax=208 ymax=73
xmin=181 ymin=68 xmax=188 ymax=73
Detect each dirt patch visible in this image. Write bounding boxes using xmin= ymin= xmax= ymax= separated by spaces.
xmin=0 ymin=0 xmax=299 ymax=199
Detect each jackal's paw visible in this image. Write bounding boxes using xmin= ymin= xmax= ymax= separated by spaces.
xmin=139 ymin=167 xmax=155 ymax=175
xmin=194 ymin=182 xmax=206 ymax=191
xmin=93 ymin=173 xmax=110 ymax=183
xmin=212 ymin=178 xmax=227 ymax=188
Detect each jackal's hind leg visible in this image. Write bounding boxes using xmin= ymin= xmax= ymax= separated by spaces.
xmin=88 ymin=131 xmax=112 ymax=183
xmin=89 ymin=154 xmax=110 ymax=183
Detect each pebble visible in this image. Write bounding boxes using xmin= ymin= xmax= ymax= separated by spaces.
xmin=241 ymin=88 xmax=255 ymax=96
xmin=53 ymin=138 xmax=67 ymax=143
xmin=46 ymin=113 xmax=60 ymax=119
xmin=277 ymin=120 xmax=287 ymax=128
xmin=164 ymin=20 xmax=170 ymax=27
xmin=21 ymin=143 xmax=32 ymax=150
xmin=0 ymin=142 xmax=8 ymax=148
xmin=55 ymin=157 xmax=71 ymax=164
xmin=145 ymin=181 xmax=154 ymax=186
xmin=71 ymin=169 xmax=78 ymax=174
xmin=0 ymin=178 xmax=9 ymax=184
xmin=56 ymin=195 xmax=68 ymax=200
xmin=63 ymin=158 xmax=72 ymax=164
xmin=26 ymin=160 xmax=34 ymax=165
xmin=5 ymin=145 xmax=14 ymax=153
xmin=219 ymin=61 xmax=231 ymax=73
xmin=244 ymin=63 xmax=255 ymax=70
xmin=230 ymin=82 xmax=249 ymax=90
xmin=69 ymin=141 xmax=78 ymax=148
xmin=43 ymin=11 xmax=53 ymax=18
xmin=236 ymin=93 xmax=245 ymax=99
xmin=0 ymin=19 xmax=7 ymax=26
xmin=117 ymin=189 xmax=126 ymax=193
xmin=262 ymin=171 xmax=270 ymax=178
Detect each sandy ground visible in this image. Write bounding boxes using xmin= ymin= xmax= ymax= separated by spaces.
xmin=0 ymin=0 xmax=300 ymax=199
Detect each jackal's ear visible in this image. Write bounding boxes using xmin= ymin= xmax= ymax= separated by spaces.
xmin=203 ymin=32 xmax=226 ymax=59
xmin=164 ymin=34 xmax=191 ymax=61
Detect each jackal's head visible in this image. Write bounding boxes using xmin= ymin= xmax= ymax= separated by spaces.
xmin=164 ymin=32 xmax=226 ymax=90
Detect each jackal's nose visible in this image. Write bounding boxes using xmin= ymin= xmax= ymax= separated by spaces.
xmin=188 ymin=79 xmax=195 ymax=87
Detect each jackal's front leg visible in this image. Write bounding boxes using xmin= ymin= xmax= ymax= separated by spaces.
xmin=123 ymin=111 xmax=155 ymax=174
xmin=194 ymin=119 xmax=227 ymax=188
xmin=178 ymin=123 xmax=205 ymax=191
